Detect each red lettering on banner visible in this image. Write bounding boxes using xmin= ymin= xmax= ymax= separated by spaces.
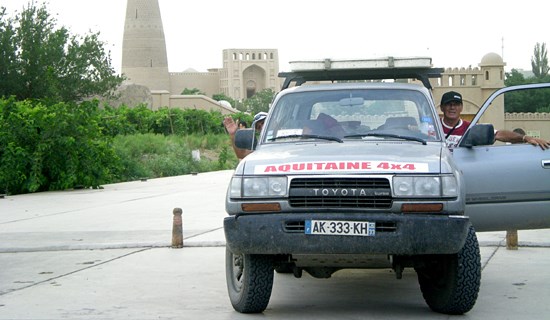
xmin=326 ymin=162 xmax=338 ymax=170
xmin=260 ymin=161 xmax=423 ymax=173
xmin=377 ymin=162 xmax=390 ymax=170
xmin=279 ymin=164 xmax=290 ymax=172
xmin=348 ymin=162 xmax=359 ymax=169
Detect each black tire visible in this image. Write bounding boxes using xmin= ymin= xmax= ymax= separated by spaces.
xmin=225 ymin=247 xmax=274 ymax=313
xmin=416 ymin=225 xmax=481 ymax=315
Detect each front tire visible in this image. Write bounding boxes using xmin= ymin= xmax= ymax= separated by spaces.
xmin=416 ymin=225 xmax=481 ymax=315
xmin=225 ymin=247 xmax=274 ymax=313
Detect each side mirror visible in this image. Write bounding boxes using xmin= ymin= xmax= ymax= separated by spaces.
xmin=459 ymin=124 xmax=495 ymax=147
xmin=234 ymin=129 xmax=256 ymax=150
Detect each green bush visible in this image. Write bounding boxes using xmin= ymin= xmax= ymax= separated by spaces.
xmin=0 ymin=97 xmax=241 ymax=194
xmin=98 ymin=106 xmax=229 ymax=136
xmin=111 ymin=133 xmax=238 ymax=182
xmin=0 ymin=98 xmax=117 ymax=194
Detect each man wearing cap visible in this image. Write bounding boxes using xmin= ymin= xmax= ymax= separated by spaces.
xmin=440 ymin=91 xmax=470 ymax=148
xmin=440 ymin=91 xmax=549 ymax=149
xmin=223 ymin=112 xmax=267 ymax=160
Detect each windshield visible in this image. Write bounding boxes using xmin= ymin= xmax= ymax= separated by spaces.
xmin=264 ymin=88 xmax=441 ymax=144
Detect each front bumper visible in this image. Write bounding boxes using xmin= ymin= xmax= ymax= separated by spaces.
xmin=224 ymin=213 xmax=470 ymax=255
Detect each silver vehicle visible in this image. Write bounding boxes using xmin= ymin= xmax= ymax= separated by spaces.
xmin=223 ymin=58 xmax=550 ymax=315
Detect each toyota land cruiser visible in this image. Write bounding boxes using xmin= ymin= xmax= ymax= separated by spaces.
xmin=224 ymin=57 xmax=481 ymax=315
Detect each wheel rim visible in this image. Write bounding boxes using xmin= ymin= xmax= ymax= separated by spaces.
xmin=230 ymin=252 xmax=244 ymax=292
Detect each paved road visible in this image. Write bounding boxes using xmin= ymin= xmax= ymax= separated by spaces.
xmin=1 ymin=170 xmax=549 ymax=319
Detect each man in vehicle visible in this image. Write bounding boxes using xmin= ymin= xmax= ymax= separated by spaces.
xmin=440 ymin=91 xmax=550 ymax=149
xmin=223 ymin=112 xmax=267 ymax=160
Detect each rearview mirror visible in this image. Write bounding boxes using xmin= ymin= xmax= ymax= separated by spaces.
xmin=339 ymin=97 xmax=364 ymax=106
xmin=234 ymin=129 xmax=256 ymax=150
xmin=459 ymin=124 xmax=495 ymax=147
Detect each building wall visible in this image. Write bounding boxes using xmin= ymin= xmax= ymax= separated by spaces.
xmin=150 ymin=92 xmax=236 ymax=115
xmin=168 ymin=95 xmax=236 ymax=115
xmin=169 ymin=71 xmax=220 ymax=97
xmin=504 ymin=113 xmax=550 ymax=139
xmin=221 ymin=49 xmax=280 ymax=100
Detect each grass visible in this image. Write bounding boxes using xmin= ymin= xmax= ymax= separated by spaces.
xmin=111 ymin=133 xmax=238 ymax=182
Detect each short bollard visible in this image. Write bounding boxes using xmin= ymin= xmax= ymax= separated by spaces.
xmin=172 ymin=207 xmax=183 ymax=248
xmin=506 ymin=229 xmax=518 ymax=250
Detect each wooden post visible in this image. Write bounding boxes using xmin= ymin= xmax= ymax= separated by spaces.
xmin=506 ymin=229 xmax=518 ymax=250
xmin=172 ymin=208 xmax=183 ymax=248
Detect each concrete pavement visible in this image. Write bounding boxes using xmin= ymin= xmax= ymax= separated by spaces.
xmin=0 ymin=170 xmax=549 ymax=319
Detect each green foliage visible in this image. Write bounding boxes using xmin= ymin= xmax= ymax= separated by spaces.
xmin=111 ymin=133 xmax=238 ymax=182
xmin=531 ymin=42 xmax=549 ymax=79
xmin=212 ymin=93 xmax=236 ymax=107
xmin=229 ymin=112 xmax=253 ymax=128
xmin=98 ymin=106 xmax=227 ymax=136
xmin=181 ymin=88 xmax=205 ymax=95
xmin=504 ymin=69 xmax=527 ymax=87
xmin=182 ymin=133 xmax=233 ymax=150
xmin=0 ymin=2 xmax=123 ymax=102
xmin=244 ymin=88 xmax=275 ymax=114
xmin=217 ymin=145 xmax=230 ymax=169
xmin=504 ymin=88 xmax=550 ymax=113
xmin=504 ymin=67 xmax=550 ymax=113
xmin=0 ymin=98 xmax=118 ymax=194
xmin=99 ymin=105 xmax=141 ymax=136
xmin=0 ymin=95 xmax=238 ymax=194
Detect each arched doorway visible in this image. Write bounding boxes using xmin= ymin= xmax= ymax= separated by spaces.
xmin=243 ymin=65 xmax=266 ymax=98
xmin=246 ymin=80 xmax=256 ymax=98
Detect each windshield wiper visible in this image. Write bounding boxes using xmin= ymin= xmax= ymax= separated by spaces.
xmin=268 ymin=134 xmax=343 ymax=143
xmin=344 ymin=132 xmax=427 ymax=145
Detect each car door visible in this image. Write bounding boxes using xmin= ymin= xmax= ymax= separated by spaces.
xmin=452 ymin=83 xmax=550 ymax=232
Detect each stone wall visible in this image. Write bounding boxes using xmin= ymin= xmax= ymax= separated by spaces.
xmin=504 ymin=113 xmax=550 ymax=139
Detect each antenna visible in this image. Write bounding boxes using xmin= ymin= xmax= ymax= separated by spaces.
xmin=501 ymin=37 xmax=504 ymax=61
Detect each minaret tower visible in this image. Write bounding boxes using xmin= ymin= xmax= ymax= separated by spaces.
xmin=121 ymin=0 xmax=170 ymax=91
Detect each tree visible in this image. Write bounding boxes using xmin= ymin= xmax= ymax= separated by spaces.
xmin=505 ymin=69 xmax=527 ymax=86
xmin=212 ymin=93 xmax=235 ymax=106
xmin=531 ymin=42 xmax=549 ymax=79
xmin=244 ymin=88 xmax=275 ymax=115
xmin=181 ymin=88 xmax=205 ymax=95
xmin=0 ymin=2 xmax=123 ymax=102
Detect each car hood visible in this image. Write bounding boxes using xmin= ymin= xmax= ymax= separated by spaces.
xmin=237 ymin=141 xmax=443 ymax=175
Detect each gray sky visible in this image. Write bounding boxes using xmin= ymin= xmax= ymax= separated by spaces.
xmin=4 ymin=0 xmax=549 ymax=74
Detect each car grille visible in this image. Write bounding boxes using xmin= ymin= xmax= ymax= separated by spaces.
xmin=289 ymin=177 xmax=392 ymax=209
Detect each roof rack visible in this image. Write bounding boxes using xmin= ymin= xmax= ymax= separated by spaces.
xmin=278 ymin=57 xmax=444 ymax=90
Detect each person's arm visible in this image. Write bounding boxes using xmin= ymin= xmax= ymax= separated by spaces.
xmin=223 ymin=117 xmax=253 ymax=159
xmin=495 ymin=129 xmax=550 ymax=150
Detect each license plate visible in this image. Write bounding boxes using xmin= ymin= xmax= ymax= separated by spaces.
xmin=305 ymin=220 xmax=375 ymax=237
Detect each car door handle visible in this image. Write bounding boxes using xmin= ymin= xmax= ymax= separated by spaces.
xmin=543 ymin=160 xmax=550 ymax=169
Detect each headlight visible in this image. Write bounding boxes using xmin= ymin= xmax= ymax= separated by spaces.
xmin=393 ymin=175 xmax=458 ymax=197
xmin=229 ymin=176 xmax=288 ymax=198
xmin=442 ymin=176 xmax=458 ymax=197
xmin=229 ymin=177 xmax=242 ymax=198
